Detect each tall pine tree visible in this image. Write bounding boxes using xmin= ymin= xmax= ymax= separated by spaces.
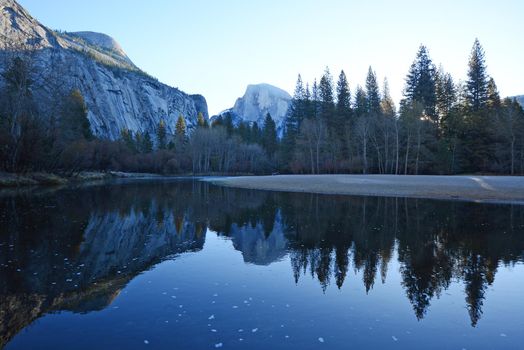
xmin=336 ymin=70 xmax=351 ymax=118
xmin=262 ymin=113 xmax=278 ymax=159
xmin=365 ymin=67 xmax=381 ymax=115
xmin=466 ymin=39 xmax=489 ymax=112
xmin=404 ymin=45 xmax=437 ymax=121
xmin=157 ymin=119 xmax=167 ymax=149
xmin=319 ymin=67 xmax=335 ymax=122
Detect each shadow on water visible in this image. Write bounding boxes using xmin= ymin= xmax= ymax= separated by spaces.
xmin=1 ymin=179 xmax=524 ymax=348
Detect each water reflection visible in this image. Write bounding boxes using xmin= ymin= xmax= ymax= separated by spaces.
xmin=1 ymin=180 xmax=523 ymax=348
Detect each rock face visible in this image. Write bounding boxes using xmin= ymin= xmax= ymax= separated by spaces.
xmin=213 ymin=83 xmax=291 ymax=135
xmin=0 ymin=0 xmax=208 ymax=140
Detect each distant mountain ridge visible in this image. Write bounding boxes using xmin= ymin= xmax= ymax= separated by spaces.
xmin=0 ymin=0 xmax=208 ymax=140
xmin=213 ymin=83 xmax=292 ymax=135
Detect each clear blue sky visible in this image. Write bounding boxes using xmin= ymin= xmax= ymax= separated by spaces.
xmin=18 ymin=0 xmax=524 ymax=116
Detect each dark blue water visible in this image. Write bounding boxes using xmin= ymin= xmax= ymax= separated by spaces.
xmin=1 ymin=180 xmax=523 ymax=349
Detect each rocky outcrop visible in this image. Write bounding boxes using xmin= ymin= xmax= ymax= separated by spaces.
xmin=0 ymin=0 xmax=208 ymax=140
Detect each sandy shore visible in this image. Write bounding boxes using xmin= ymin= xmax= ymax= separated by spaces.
xmin=207 ymin=175 xmax=524 ymax=203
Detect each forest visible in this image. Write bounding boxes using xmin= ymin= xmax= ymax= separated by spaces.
xmin=1 ymin=39 xmax=523 ymax=175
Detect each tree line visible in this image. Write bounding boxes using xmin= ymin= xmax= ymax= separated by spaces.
xmin=0 ymin=47 xmax=270 ymax=174
xmin=1 ymin=39 xmax=523 ymax=175
xmin=279 ymin=39 xmax=524 ymax=175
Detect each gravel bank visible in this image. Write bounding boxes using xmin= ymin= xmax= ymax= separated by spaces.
xmin=207 ymin=175 xmax=524 ymax=204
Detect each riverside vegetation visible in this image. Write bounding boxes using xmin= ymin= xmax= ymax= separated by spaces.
xmin=1 ymin=39 xmax=523 ymax=176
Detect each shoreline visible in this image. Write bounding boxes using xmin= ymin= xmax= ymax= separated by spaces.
xmin=205 ymin=174 xmax=524 ymax=204
xmin=0 ymin=171 xmax=165 ymax=188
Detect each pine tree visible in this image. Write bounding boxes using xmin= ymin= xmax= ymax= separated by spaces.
xmin=461 ymin=39 xmax=495 ymax=172
xmin=404 ymin=45 xmax=437 ymax=121
xmin=251 ymin=122 xmax=262 ymax=144
xmin=381 ymin=79 xmax=395 ymax=117
xmin=286 ymin=74 xmax=306 ymax=135
xmin=435 ymin=67 xmax=457 ymax=125
xmin=121 ymin=128 xmax=136 ymax=152
xmin=262 ymin=113 xmax=278 ymax=158
xmin=60 ymin=89 xmax=93 ymax=142
xmin=223 ymin=112 xmax=234 ymax=135
xmin=336 ymin=70 xmax=351 ymax=117
xmin=237 ymin=122 xmax=250 ymax=142
xmin=142 ymin=132 xmax=153 ymax=153
xmin=466 ymin=39 xmax=489 ymax=112
xmin=486 ymin=77 xmax=501 ymax=110
xmin=134 ymin=132 xmax=143 ymax=153
xmin=283 ymin=75 xmax=307 ymax=167
xmin=157 ymin=119 xmax=167 ymax=149
xmin=311 ymin=79 xmax=320 ymax=119
xmin=175 ymin=114 xmax=186 ymax=136
xmin=354 ymin=86 xmax=368 ymax=118
xmin=197 ymin=112 xmax=207 ymax=128
xmin=319 ymin=67 xmax=335 ymax=121
xmin=365 ymin=67 xmax=381 ymax=115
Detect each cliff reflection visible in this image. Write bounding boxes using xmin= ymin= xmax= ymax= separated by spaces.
xmin=0 ymin=182 xmax=207 ymax=348
xmin=1 ymin=180 xmax=524 ymax=348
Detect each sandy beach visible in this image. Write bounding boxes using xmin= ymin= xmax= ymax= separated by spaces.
xmin=207 ymin=175 xmax=524 ymax=203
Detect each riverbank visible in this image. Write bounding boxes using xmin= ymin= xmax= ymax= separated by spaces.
xmin=0 ymin=171 xmax=163 ymax=187
xmin=207 ymin=174 xmax=524 ymax=203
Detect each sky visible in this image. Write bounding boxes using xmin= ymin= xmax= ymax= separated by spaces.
xmin=17 ymin=0 xmax=524 ymax=116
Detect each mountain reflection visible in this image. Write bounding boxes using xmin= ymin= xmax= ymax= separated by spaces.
xmin=1 ymin=180 xmax=524 ymax=348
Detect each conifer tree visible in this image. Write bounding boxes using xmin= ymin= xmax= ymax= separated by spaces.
xmin=336 ymin=70 xmax=351 ymax=117
xmin=251 ymin=122 xmax=261 ymax=144
xmin=466 ymin=39 xmax=489 ymax=112
xmin=404 ymin=45 xmax=437 ymax=121
xmin=157 ymin=119 xmax=167 ymax=149
xmin=197 ymin=112 xmax=207 ymax=128
xmin=262 ymin=113 xmax=278 ymax=158
xmin=121 ymin=128 xmax=136 ymax=152
xmin=435 ymin=67 xmax=457 ymax=125
xmin=354 ymin=86 xmax=368 ymax=118
xmin=134 ymin=132 xmax=143 ymax=153
xmin=311 ymin=79 xmax=320 ymax=119
xmin=486 ymin=77 xmax=501 ymax=110
xmin=175 ymin=115 xmax=186 ymax=136
xmin=319 ymin=67 xmax=335 ymax=121
xmin=286 ymin=74 xmax=306 ymax=134
xmin=142 ymin=132 xmax=153 ymax=153
xmin=60 ymin=89 xmax=93 ymax=142
xmin=365 ymin=67 xmax=381 ymax=115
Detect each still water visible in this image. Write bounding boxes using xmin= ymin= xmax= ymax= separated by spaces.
xmin=1 ymin=179 xmax=523 ymax=349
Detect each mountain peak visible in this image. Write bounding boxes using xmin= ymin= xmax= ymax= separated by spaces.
xmin=0 ymin=0 xmax=57 ymax=49
xmin=0 ymin=0 xmax=207 ymax=140
xmin=233 ymin=83 xmax=291 ymax=122
xmin=213 ymin=83 xmax=291 ymax=136
xmin=66 ymin=31 xmax=134 ymax=66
